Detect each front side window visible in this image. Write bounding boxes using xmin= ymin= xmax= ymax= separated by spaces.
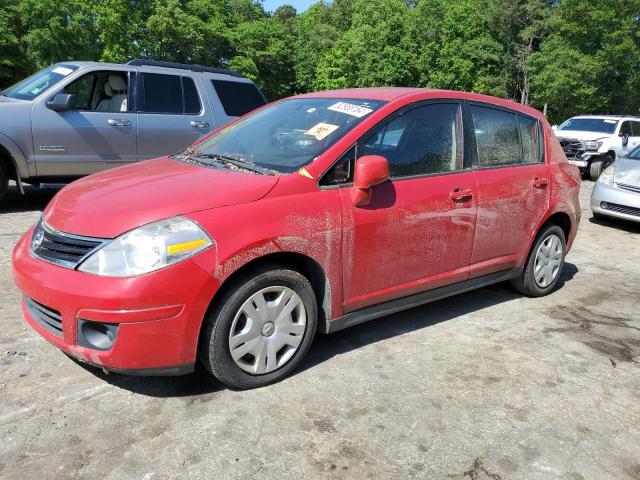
xmin=187 ymin=98 xmax=385 ymax=174
xmin=63 ymin=74 xmax=96 ymax=110
xmin=211 ymin=79 xmax=266 ymax=117
xmin=61 ymin=70 xmax=129 ymax=112
xmin=619 ymin=121 xmax=632 ymax=136
xmin=360 ymin=103 xmax=464 ymax=178
xmin=471 ymin=106 xmax=522 ymax=167
xmin=2 ymin=64 xmax=78 ymax=100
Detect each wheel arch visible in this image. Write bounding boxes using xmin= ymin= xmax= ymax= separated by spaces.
xmin=203 ymin=251 xmax=332 ymax=335
xmin=544 ymin=211 xmax=572 ymax=241
xmin=0 ymin=136 xmax=28 ymax=193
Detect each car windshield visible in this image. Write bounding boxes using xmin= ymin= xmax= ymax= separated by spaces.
xmin=558 ymin=118 xmax=618 ymax=134
xmin=182 ymin=97 xmax=386 ymax=174
xmin=2 ymin=64 xmax=78 ymax=100
xmin=627 ymin=146 xmax=640 ymax=159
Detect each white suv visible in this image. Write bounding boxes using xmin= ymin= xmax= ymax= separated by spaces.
xmin=553 ymin=115 xmax=640 ymax=180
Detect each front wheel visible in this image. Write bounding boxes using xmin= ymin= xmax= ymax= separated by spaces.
xmin=589 ymin=160 xmax=603 ymax=181
xmin=511 ymin=223 xmax=566 ymax=297
xmin=199 ymin=266 xmax=318 ymax=389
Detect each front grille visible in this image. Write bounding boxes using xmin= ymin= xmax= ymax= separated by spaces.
xmin=601 ymin=202 xmax=640 ymax=217
xmin=31 ymin=221 xmax=106 ymax=269
xmin=616 ymin=182 xmax=640 ymax=194
xmin=25 ymin=297 xmax=63 ymax=337
xmin=559 ymin=139 xmax=583 ymax=158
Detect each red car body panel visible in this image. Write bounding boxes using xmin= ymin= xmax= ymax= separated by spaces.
xmin=12 ymin=88 xmax=581 ymax=374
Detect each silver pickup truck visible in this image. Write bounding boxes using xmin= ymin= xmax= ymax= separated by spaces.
xmin=0 ymin=60 xmax=267 ymax=204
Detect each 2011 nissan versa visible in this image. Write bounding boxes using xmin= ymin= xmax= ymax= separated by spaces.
xmin=12 ymin=88 xmax=581 ymax=389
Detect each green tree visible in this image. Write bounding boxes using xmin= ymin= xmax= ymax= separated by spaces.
xmin=229 ymin=18 xmax=296 ymax=98
xmin=315 ymin=0 xmax=415 ymax=90
xmin=529 ymin=0 xmax=640 ymax=122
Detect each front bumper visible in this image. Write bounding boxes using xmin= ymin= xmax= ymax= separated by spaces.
xmin=591 ymin=182 xmax=640 ymax=223
xmin=12 ymin=227 xmax=220 ymax=374
xmin=568 ymin=152 xmax=602 ymax=169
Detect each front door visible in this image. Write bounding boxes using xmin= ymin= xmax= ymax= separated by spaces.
xmin=32 ymin=69 xmax=137 ymax=176
xmin=467 ymin=103 xmax=550 ymax=277
xmin=338 ymin=102 xmax=477 ymax=312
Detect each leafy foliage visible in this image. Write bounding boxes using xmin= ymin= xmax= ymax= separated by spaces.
xmin=1 ymin=0 xmax=639 ymax=122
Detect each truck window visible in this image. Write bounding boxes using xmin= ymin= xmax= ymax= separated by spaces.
xmin=140 ymin=73 xmax=202 ymax=115
xmin=210 ymin=79 xmax=266 ymax=117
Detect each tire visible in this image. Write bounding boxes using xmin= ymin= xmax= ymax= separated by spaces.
xmin=510 ymin=223 xmax=567 ymax=297
xmin=198 ymin=266 xmax=318 ymax=389
xmin=0 ymin=163 xmax=8 ymax=206
xmin=589 ymin=160 xmax=603 ymax=181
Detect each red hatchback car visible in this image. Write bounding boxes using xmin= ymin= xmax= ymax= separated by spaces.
xmin=13 ymin=88 xmax=581 ymax=388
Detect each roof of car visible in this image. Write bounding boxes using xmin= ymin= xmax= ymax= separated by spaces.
xmin=296 ymin=87 xmax=543 ymax=117
xmin=571 ymin=115 xmax=640 ymax=120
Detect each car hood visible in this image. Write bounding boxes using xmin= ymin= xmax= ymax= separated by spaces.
xmin=43 ymin=157 xmax=280 ymax=238
xmin=555 ymin=130 xmax=610 ymax=142
xmin=614 ymin=158 xmax=640 ymax=188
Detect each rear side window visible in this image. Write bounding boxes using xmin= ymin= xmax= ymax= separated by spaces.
xmin=518 ymin=115 xmax=542 ymax=164
xmin=471 ymin=106 xmax=522 ymax=167
xmin=211 ymin=79 xmax=266 ymax=117
xmin=140 ymin=73 xmax=202 ymax=114
xmin=630 ymin=121 xmax=640 ymax=136
xmin=182 ymin=77 xmax=201 ymax=114
xmin=360 ymin=103 xmax=464 ymax=178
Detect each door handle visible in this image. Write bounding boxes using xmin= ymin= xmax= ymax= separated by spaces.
xmin=107 ymin=119 xmax=131 ymax=127
xmin=450 ymin=188 xmax=473 ymax=202
xmin=190 ymin=121 xmax=210 ymax=129
xmin=533 ymin=176 xmax=549 ymax=189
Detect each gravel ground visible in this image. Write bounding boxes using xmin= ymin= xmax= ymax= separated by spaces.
xmin=1 ymin=180 xmax=639 ymax=480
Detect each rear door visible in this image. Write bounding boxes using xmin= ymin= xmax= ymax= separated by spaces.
xmin=136 ymin=72 xmax=212 ymax=160
xmin=336 ymin=101 xmax=478 ymax=312
xmin=467 ymin=102 xmax=550 ymax=278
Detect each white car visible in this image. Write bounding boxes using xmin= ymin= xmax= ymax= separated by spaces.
xmin=553 ymin=115 xmax=640 ymax=180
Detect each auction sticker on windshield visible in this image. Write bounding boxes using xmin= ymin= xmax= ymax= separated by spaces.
xmin=328 ymin=102 xmax=374 ymax=118
xmin=305 ymin=123 xmax=340 ymax=141
xmin=52 ymin=67 xmax=74 ymax=76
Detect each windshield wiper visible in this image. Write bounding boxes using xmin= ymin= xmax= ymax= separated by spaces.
xmin=185 ymin=151 xmax=279 ymax=176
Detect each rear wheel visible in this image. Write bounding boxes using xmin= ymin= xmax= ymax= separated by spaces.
xmin=511 ymin=223 xmax=566 ymax=297
xmin=199 ymin=266 xmax=317 ymax=389
xmin=0 ymin=163 xmax=8 ymax=205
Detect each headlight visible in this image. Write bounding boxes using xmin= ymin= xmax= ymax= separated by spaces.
xmin=78 ymin=217 xmax=213 ymax=277
xmin=598 ymin=164 xmax=616 ymax=186
xmin=584 ymin=140 xmax=602 ymax=151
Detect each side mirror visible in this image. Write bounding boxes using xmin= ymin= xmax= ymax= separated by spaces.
xmin=47 ymin=93 xmax=76 ymax=112
xmin=620 ymin=133 xmax=629 ymax=147
xmin=551 ymin=125 xmax=558 ymax=131
xmin=350 ymin=155 xmax=390 ymax=207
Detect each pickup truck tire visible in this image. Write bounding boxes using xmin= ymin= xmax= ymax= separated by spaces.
xmin=511 ymin=223 xmax=566 ymax=297
xmin=589 ymin=160 xmax=603 ymax=181
xmin=0 ymin=164 xmax=8 ymax=205
xmin=199 ymin=265 xmax=318 ymax=389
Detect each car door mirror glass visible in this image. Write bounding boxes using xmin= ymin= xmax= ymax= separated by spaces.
xmin=620 ymin=133 xmax=629 ymax=146
xmin=47 ymin=93 xmax=76 ymax=112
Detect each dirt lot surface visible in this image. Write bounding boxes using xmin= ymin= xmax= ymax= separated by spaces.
xmin=1 ymin=180 xmax=639 ymax=480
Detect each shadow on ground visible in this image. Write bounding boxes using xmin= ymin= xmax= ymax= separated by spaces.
xmin=589 ymin=214 xmax=640 ymax=234
xmin=0 ymin=185 xmax=59 ymax=214
xmin=81 ymin=263 xmax=578 ymax=398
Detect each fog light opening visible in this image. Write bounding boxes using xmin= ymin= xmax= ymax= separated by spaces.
xmin=77 ymin=320 xmax=118 ymax=351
